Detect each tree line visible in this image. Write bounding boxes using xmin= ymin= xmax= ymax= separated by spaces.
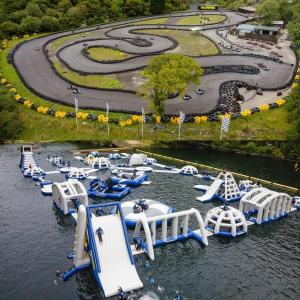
xmin=0 ymin=0 xmax=189 ymax=39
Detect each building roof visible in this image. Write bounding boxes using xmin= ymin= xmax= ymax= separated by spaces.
xmin=239 ymin=6 xmax=257 ymax=13
xmin=236 ymin=24 xmax=280 ymax=33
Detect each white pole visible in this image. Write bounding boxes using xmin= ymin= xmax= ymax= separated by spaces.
xmin=75 ymin=97 xmax=78 ymax=130
xmin=220 ymin=127 xmax=223 ymax=141
xmin=106 ymin=110 xmax=110 ymax=136
xmin=178 ymin=122 xmax=181 ymax=141
xmin=106 ymin=102 xmax=110 ymax=137
xmin=142 ymin=118 xmax=144 ymax=140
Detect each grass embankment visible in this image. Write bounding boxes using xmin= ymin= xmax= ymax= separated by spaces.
xmin=53 ymin=60 xmax=123 ymax=89
xmin=17 ymin=106 xmax=289 ymax=142
xmin=50 ymin=32 xmax=91 ymax=51
xmin=130 ymin=18 xmax=169 ymax=25
xmin=177 ymin=14 xmax=226 ymax=26
xmin=137 ymin=29 xmax=219 ymax=56
xmin=87 ymin=47 xmax=128 ymax=61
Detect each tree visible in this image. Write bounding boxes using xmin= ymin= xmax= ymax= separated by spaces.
xmin=124 ymin=0 xmax=145 ymax=17
xmin=150 ymin=0 xmax=165 ymax=14
xmin=139 ymin=54 xmax=203 ymax=115
xmin=40 ymin=16 xmax=61 ymax=32
xmin=20 ymin=16 xmax=42 ymax=33
xmin=0 ymin=21 xmax=20 ymax=36
xmin=0 ymin=91 xmax=23 ymax=143
xmin=286 ymin=84 xmax=300 ymax=140
xmin=257 ymin=0 xmax=280 ymax=25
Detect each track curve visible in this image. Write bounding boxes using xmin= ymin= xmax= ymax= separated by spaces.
xmin=12 ymin=10 xmax=297 ymax=115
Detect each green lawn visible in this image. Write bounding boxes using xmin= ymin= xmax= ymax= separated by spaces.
xmin=87 ymin=47 xmax=128 ymax=61
xmin=136 ymin=29 xmax=219 ymax=56
xmin=177 ymin=14 xmax=226 ymax=26
xmin=53 ymin=59 xmax=123 ymax=89
xmin=50 ymin=32 xmax=90 ymax=51
xmin=130 ymin=18 xmax=169 ymax=25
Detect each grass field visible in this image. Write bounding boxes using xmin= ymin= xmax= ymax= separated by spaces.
xmin=53 ymin=59 xmax=123 ymax=89
xmin=130 ymin=18 xmax=169 ymax=25
xmin=177 ymin=15 xmax=226 ymax=26
xmin=87 ymin=47 xmax=128 ymax=61
xmin=50 ymin=32 xmax=91 ymax=51
xmin=137 ymin=29 xmax=219 ymax=56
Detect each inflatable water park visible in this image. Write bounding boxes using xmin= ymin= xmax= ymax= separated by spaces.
xmin=19 ymin=145 xmax=300 ymax=299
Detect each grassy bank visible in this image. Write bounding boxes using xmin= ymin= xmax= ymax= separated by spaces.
xmin=53 ymin=60 xmax=123 ymax=89
xmin=136 ymin=29 xmax=219 ymax=56
xmin=16 ymin=104 xmax=290 ymax=141
xmin=177 ymin=14 xmax=226 ymax=26
xmin=87 ymin=47 xmax=128 ymax=61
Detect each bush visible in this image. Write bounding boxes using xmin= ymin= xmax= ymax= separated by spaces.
xmin=0 ymin=88 xmax=23 ymax=143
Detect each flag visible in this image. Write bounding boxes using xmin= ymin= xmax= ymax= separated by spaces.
xmin=141 ymin=107 xmax=146 ymax=123
xmin=105 ymin=102 xmax=109 ymax=114
xmin=179 ymin=111 xmax=185 ymax=124
xmin=221 ymin=116 xmax=231 ymax=132
xmin=74 ymin=97 xmax=78 ymax=112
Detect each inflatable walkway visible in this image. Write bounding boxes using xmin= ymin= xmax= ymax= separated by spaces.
xmin=196 ymin=179 xmax=223 ymax=202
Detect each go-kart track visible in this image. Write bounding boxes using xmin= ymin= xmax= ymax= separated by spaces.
xmin=12 ymin=10 xmax=297 ymax=116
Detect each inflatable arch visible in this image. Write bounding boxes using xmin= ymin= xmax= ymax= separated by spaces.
xmin=133 ymin=208 xmax=208 ymax=260
xmin=52 ymin=180 xmax=88 ymax=215
xmin=239 ymin=188 xmax=292 ymax=224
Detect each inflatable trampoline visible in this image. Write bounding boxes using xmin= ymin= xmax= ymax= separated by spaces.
xmin=65 ymin=168 xmax=88 ymax=180
xmin=88 ymin=178 xmax=131 ymax=200
xmin=111 ymin=172 xmax=148 ymax=187
xmin=23 ymin=166 xmax=45 ymax=180
xmin=121 ymin=199 xmax=174 ymax=228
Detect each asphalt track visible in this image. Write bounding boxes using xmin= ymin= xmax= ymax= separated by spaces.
xmin=12 ymin=11 xmax=297 ymax=115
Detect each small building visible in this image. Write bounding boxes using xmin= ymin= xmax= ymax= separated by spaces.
xmin=239 ymin=6 xmax=257 ymax=14
xmin=236 ymin=24 xmax=280 ymax=36
xmin=272 ymin=20 xmax=284 ymax=30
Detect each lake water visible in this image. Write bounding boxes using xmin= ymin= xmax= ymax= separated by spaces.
xmin=0 ymin=143 xmax=299 ymax=300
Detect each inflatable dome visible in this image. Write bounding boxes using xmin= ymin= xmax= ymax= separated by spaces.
xmin=108 ymin=152 xmax=121 ymax=159
xmin=145 ymin=157 xmax=157 ymax=165
xmin=66 ymin=168 xmax=88 ymax=180
xmin=204 ymin=205 xmax=247 ymax=237
xmin=121 ymin=199 xmax=174 ymax=227
xmin=180 ymin=165 xmax=198 ymax=176
xmin=91 ymin=157 xmax=111 ymax=170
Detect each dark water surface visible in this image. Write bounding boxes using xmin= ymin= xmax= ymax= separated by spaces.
xmin=0 ymin=143 xmax=299 ymax=300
